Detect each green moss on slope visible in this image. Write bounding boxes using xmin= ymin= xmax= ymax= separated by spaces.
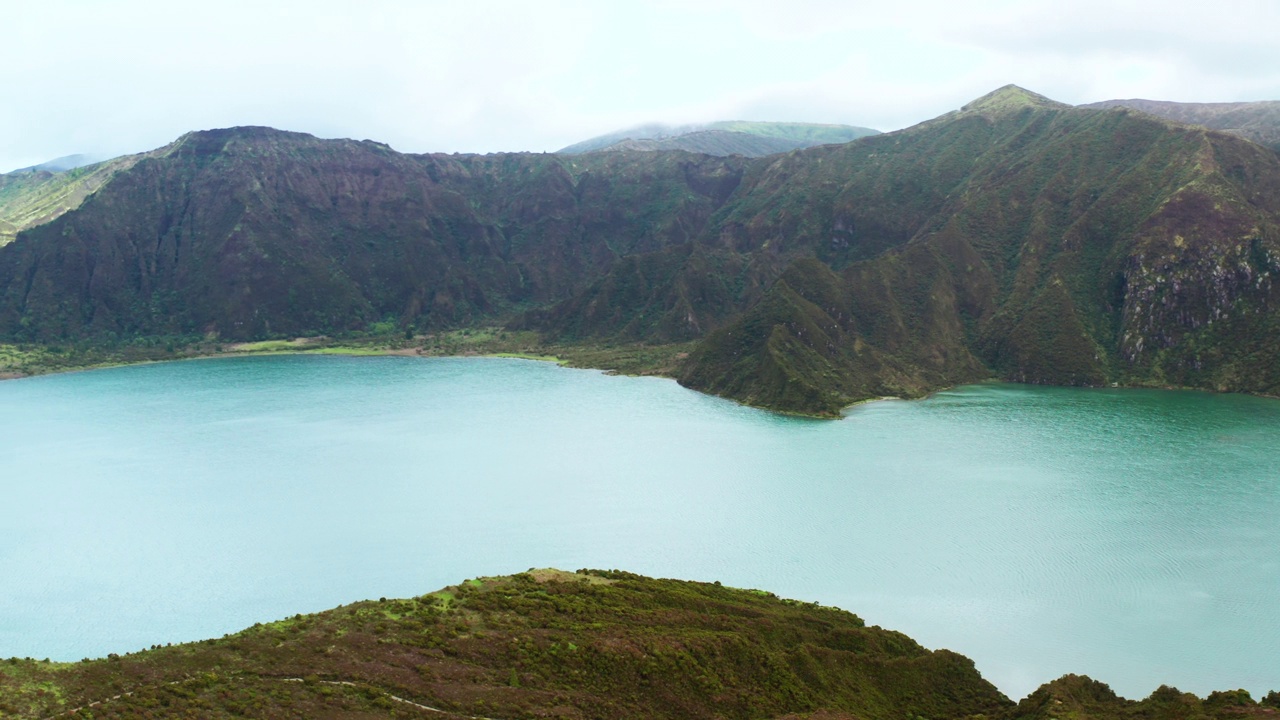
xmin=0 ymin=156 xmax=141 ymax=246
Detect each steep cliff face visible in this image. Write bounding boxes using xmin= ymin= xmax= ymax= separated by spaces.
xmin=2 ymin=129 xmax=501 ymax=338
xmin=672 ymin=90 xmax=1280 ymax=412
xmin=1110 ymin=135 xmax=1280 ymax=393
xmin=3 ymin=87 xmax=1280 ymax=414
xmin=0 ymin=129 xmax=745 ymax=340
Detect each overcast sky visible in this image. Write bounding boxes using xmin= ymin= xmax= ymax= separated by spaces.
xmin=4 ymin=0 xmax=1280 ymax=172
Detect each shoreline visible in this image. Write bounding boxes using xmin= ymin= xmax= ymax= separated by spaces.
xmin=2 ymin=337 xmax=1275 ymax=419
xmin=0 ymin=333 xmax=693 ymax=392
xmin=0 ymin=344 xmax=569 ymax=381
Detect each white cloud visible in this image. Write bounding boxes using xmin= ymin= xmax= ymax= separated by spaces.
xmin=2 ymin=0 xmax=1279 ymax=171
xmin=945 ymin=0 xmax=1280 ymax=102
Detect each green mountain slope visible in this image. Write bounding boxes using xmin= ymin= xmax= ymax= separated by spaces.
xmin=558 ymin=121 xmax=880 ymax=156
xmin=0 ymin=156 xmax=140 ymax=246
xmin=0 ymin=129 xmax=747 ymax=340
xmin=707 ymin=120 xmax=881 ymax=143
xmin=1082 ymin=98 xmax=1280 ymax=151
xmin=662 ymin=87 xmax=1280 ymax=413
xmin=3 ymin=86 xmax=1280 ymax=415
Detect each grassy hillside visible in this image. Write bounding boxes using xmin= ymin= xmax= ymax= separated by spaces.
xmin=669 ymin=87 xmax=1280 ymax=413
xmin=2 ymin=570 xmax=1273 ymax=719
xmin=0 ymin=569 xmax=1011 ymax=720
xmin=0 ymin=156 xmax=140 ymax=246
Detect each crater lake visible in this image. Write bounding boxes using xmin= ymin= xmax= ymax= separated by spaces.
xmin=2 ymin=355 xmax=1278 ymax=699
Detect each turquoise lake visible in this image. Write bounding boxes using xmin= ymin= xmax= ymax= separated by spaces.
xmin=1 ymin=355 xmax=1278 ymax=700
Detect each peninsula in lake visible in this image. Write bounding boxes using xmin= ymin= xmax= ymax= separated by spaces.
xmin=2 ymin=84 xmax=1280 ymax=418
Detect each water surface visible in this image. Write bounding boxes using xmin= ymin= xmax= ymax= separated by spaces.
xmin=2 ymin=355 xmax=1278 ymax=699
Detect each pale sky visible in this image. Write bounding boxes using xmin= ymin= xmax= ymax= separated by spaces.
xmin=4 ymin=0 xmax=1280 ymax=172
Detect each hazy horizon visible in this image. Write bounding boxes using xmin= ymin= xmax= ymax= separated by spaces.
xmin=4 ymin=0 xmax=1280 ymax=172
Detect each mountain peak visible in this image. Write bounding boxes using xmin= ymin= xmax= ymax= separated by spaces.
xmin=961 ymin=85 xmax=1068 ymax=113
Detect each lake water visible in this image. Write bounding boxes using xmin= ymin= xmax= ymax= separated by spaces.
xmin=1 ymin=355 xmax=1278 ymax=700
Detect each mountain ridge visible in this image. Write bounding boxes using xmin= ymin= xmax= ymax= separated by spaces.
xmin=558 ymin=120 xmax=881 ymax=156
xmin=583 ymin=129 xmax=818 ymax=157
xmin=3 ymin=87 xmax=1280 ymax=416
xmin=1080 ymin=97 xmax=1280 ymax=151
xmin=670 ymin=98 xmax=1280 ymax=413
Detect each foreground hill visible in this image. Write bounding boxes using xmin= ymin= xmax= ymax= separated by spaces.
xmin=1 ymin=569 xmax=1273 ymax=719
xmin=3 ymin=85 xmax=1280 ymax=415
xmin=1082 ymin=98 xmax=1280 ymax=151
xmin=558 ymin=121 xmax=880 ymax=157
xmin=0 ymin=570 xmax=1008 ymax=719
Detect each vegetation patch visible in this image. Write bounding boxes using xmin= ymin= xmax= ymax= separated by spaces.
xmin=1 ymin=570 xmax=1273 ymax=719
xmin=0 ymin=570 xmax=1012 ymax=719
xmin=227 ymin=337 xmax=327 ymax=352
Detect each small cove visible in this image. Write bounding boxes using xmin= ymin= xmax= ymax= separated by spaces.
xmin=1 ymin=354 xmax=1278 ymax=700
